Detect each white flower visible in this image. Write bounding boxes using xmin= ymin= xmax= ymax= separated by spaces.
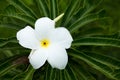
xmin=17 ymin=17 xmax=73 ymax=69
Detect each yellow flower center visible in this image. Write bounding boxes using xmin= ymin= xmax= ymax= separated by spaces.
xmin=40 ymin=39 xmax=50 ymax=48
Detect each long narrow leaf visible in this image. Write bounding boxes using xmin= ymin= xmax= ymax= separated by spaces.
xmin=45 ymin=65 xmax=57 ymax=80
xmin=84 ymin=52 xmax=120 ymax=69
xmin=66 ymin=64 xmax=78 ymax=80
xmin=60 ymin=0 xmax=80 ymax=26
xmin=82 ymin=0 xmax=102 ymax=17
xmin=12 ymin=14 xmax=35 ymax=26
xmin=70 ymin=60 xmax=95 ymax=80
xmin=7 ymin=0 xmax=37 ymax=19
xmin=0 ymin=23 xmax=22 ymax=30
xmin=36 ymin=0 xmax=49 ymax=17
xmin=69 ymin=49 xmax=117 ymax=80
xmin=0 ymin=61 xmax=16 ymax=77
xmin=68 ymin=13 xmax=100 ymax=33
xmin=64 ymin=69 xmax=72 ymax=80
xmin=0 ymin=56 xmax=28 ymax=77
xmin=72 ymin=37 xmax=120 ymax=48
xmin=12 ymin=65 xmax=35 ymax=80
xmin=2 ymin=5 xmax=35 ymax=26
xmin=69 ymin=0 xmax=102 ymax=28
xmin=49 ymin=68 xmax=57 ymax=80
xmin=50 ymin=0 xmax=58 ymax=19
xmin=59 ymin=70 xmax=65 ymax=80
xmin=0 ymin=37 xmax=17 ymax=48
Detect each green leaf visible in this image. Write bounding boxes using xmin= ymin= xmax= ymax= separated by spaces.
xmin=13 ymin=15 xmax=35 ymax=26
xmin=82 ymin=0 xmax=102 ymax=17
xmin=65 ymin=64 xmax=78 ymax=80
xmin=60 ymin=0 xmax=80 ymax=26
xmin=12 ymin=65 xmax=35 ymax=80
xmin=44 ymin=65 xmax=50 ymax=80
xmin=63 ymin=70 xmax=68 ymax=80
xmin=35 ymin=0 xmax=49 ymax=17
xmin=59 ymin=70 xmax=65 ymax=80
xmin=0 ymin=26 xmax=17 ymax=38
xmin=68 ymin=0 xmax=102 ymax=28
xmin=55 ymin=69 xmax=60 ymax=80
xmin=0 ymin=23 xmax=23 ymax=30
xmin=64 ymin=69 xmax=72 ymax=80
xmin=7 ymin=0 xmax=37 ymax=19
xmin=68 ymin=13 xmax=100 ymax=33
xmin=0 ymin=37 xmax=17 ymax=48
xmin=72 ymin=37 xmax=120 ymax=48
xmin=84 ymin=52 xmax=120 ymax=69
xmin=112 ymin=69 xmax=120 ymax=79
xmin=50 ymin=0 xmax=58 ymax=19
xmin=0 ymin=40 xmax=23 ymax=50
xmin=69 ymin=49 xmax=116 ymax=79
xmin=44 ymin=65 xmax=57 ymax=80
xmin=0 ymin=56 xmax=27 ymax=77
xmin=0 ymin=61 xmax=16 ymax=77
xmin=2 ymin=5 xmax=35 ymax=26
xmin=70 ymin=60 xmax=95 ymax=80
xmin=49 ymin=68 xmax=57 ymax=80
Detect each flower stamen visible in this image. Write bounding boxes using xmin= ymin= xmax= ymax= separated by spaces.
xmin=40 ymin=39 xmax=50 ymax=48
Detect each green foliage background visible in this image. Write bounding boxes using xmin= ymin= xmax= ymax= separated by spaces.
xmin=0 ymin=0 xmax=120 ymax=80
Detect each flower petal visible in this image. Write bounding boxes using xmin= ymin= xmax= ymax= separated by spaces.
xmin=35 ymin=17 xmax=55 ymax=39
xmin=49 ymin=27 xmax=73 ymax=49
xmin=47 ymin=44 xmax=68 ymax=69
xmin=28 ymin=49 xmax=47 ymax=69
xmin=17 ymin=26 xmax=39 ymax=49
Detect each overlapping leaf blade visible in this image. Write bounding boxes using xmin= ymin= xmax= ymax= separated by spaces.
xmin=72 ymin=37 xmax=120 ymax=48
xmin=0 ymin=23 xmax=22 ymax=30
xmin=68 ymin=13 xmax=100 ymax=33
xmin=0 ymin=57 xmax=17 ymax=77
xmin=59 ymin=70 xmax=65 ymax=80
xmin=49 ymin=68 xmax=56 ymax=80
xmin=1 ymin=5 xmax=35 ymax=26
xmin=7 ymin=0 xmax=37 ymax=19
xmin=50 ymin=0 xmax=58 ymax=19
xmin=84 ymin=52 xmax=120 ymax=69
xmin=12 ymin=65 xmax=35 ymax=80
xmin=0 ymin=37 xmax=17 ymax=48
xmin=0 ymin=55 xmax=28 ymax=77
xmin=65 ymin=64 xmax=78 ymax=80
xmin=69 ymin=49 xmax=120 ymax=80
xmin=82 ymin=0 xmax=102 ymax=16
xmin=35 ymin=0 xmax=49 ymax=17
xmin=71 ymin=0 xmax=102 ymax=20
xmin=70 ymin=60 xmax=95 ymax=80
xmin=44 ymin=65 xmax=50 ymax=80
xmin=60 ymin=0 xmax=80 ymax=26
